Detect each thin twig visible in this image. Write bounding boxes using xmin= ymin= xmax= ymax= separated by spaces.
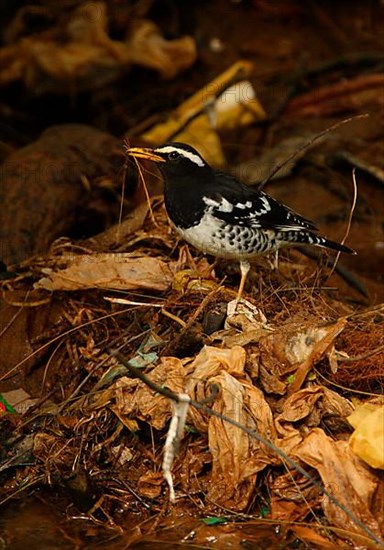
xmin=104 ymin=297 xmax=164 ymax=307
xmin=117 ymin=162 xmax=127 ymax=242
xmin=161 ymin=309 xmax=187 ymax=328
xmin=326 ymin=168 xmax=358 ymax=281
xmin=313 ymin=367 xmax=382 ymax=397
xmin=258 ymin=114 xmax=369 ymax=190
xmin=286 ymin=74 xmax=384 ymax=115
xmin=179 ymin=284 xmax=223 ymax=334
xmin=0 ymin=293 xmax=28 ymax=339
xmin=0 ymin=307 xmax=134 ymax=382
xmin=337 ymin=343 xmax=384 ymax=364
xmin=122 ymin=137 xmax=157 ymax=226
xmin=298 ymin=247 xmax=368 ymax=298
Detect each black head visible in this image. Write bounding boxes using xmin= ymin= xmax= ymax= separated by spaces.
xmin=126 ymin=142 xmax=216 ymax=228
xmin=126 ymin=142 xmax=212 ymax=180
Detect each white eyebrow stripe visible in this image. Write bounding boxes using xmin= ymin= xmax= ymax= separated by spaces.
xmin=155 ymin=146 xmax=205 ymax=167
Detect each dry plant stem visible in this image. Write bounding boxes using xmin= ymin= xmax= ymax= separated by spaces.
xmin=17 ymin=389 xmax=56 ymax=424
xmin=0 ymin=307 xmax=134 ymax=382
xmin=305 ymin=52 xmax=384 ymax=78
xmin=161 ymin=308 xmax=187 ymax=328
xmin=330 ymin=262 xmax=367 ymax=299
xmin=345 ymin=303 xmax=384 ymax=320
xmin=111 ymin=349 xmax=383 ymax=547
xmin=0 ymin=297 xmax=27 ymax=339
xmin=117 ymin=162 xmax=126 ymax=240
xmin=286 ymin=471 xmax=321 ymax=529
xmin=326 ymin=168 xmax=358 ymax=281
xmin=179 ymin=284 xmax=223 ymax=335
xmin=258 ymin=114 xmax=368 ymax=190
xmin=105 ymin=299 xmax=183 ymax=330
xmin=338 ymin=343 xmax=384 ymax=364
xmin=60 ymin=330 xmax=151 ymax=413
xmin=336 ymin=150 xmax=384 ymax=185
xmin=123 ymin=137 xmax=157 ymax=226
xmin=314 ymin=368 xmax=381 ymax=398
xmin=308 ymin=0 xmax=349 ymax=47
xmin=1 ymin=290 xmax=51 ymax=307
xmin=135 ymin=159 xmax=158 ymax=226
xmin=41 ymin=341 xmax=64 ymax=393
xmin=286 ymin=74 xmax=384 ymax=114
xmin=0 ymin=475 xmax=45 ymax=508
xmin=297 ymin=248 xmax=368 ymax=297
xmin=104 ymin=297 xmax=164 ymax=307
xmin=196 ymin=514 xmax=382 ymax=550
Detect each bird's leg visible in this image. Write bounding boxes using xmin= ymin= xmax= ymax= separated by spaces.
xmin=273 ymin=249 xmax=279 ymax=270
xmin=235 ymin=260 xmax=250 ymax=305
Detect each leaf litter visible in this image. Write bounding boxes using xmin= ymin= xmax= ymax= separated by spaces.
xmin=1 ymin=194 xmax=383 ymax=548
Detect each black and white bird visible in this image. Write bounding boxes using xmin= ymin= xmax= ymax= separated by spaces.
xmin=126 ymin=142 xmax=355 ymax=302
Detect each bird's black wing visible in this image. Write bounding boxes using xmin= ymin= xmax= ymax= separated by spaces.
xmin=206 ymin=172 xmax=318 ymax=231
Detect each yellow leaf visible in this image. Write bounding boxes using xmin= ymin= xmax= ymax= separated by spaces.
xmin=348 ymin=404 xmax=384 ymax=469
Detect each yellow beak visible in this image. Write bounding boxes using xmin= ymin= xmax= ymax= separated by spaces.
xmin=125 ymin=147 xmax=166 ymax=163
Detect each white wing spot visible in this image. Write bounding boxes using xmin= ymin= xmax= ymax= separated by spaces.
xmin=203 ymin=196 xmax=233 ymax=212
xmin=203 ymin=196 xmax=220 ymax=208
xmin=259 ymin=195 xmax=271 ymax=213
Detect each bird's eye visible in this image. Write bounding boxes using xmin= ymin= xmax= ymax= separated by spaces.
xmin=168 ymin=151 xmax=180 ymax=161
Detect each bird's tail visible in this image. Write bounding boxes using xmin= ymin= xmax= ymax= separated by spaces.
xmin=278 ymin=229 xmax=356 ymax=254
xmin=313 ymin=235 xmax=356 ymax=255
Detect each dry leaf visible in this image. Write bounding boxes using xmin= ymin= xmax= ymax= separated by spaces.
xmin=270 ymin=498 xmax=312 ymax=524
xmin=137 ymin=471 xmax=164 ymax=499
xmin=292 ymin=525 xmax=348 ymax=549
xmin=185 ymin=346 xmax=246 ymax=432
xmin=0 ymin=2 xmax=196 ymax=93
xmin=34 ymin=253 xmax=175 ymax=292
xmin=184 ymin=346 xmax=277 ymax=509
xmin=275 ymin=385 xmax=354 ymax=455
xmin=288 ymin=319 xmax=347 ymax=392
xmin=259 ymin=364 xmax=287 ymax=395
xmin=85 ymin=202 xmax=150 ymax=251
xmin=257 ymin=319 xmax=347 ymax=394
xmin=295 ymin=428 xmax=382 ymax=542
xmin=128 ymin=19 xmax=196 ymax=79
xmin=1 ymin=388 xmax=37 ymax=414
xmin=205 ymin=373 xmax=277 ymax=509
xmin=277 ymin=386 xmax=353 ymax=424
xmin=110 ymin=357 xmax=186 ymax=430
xmin=348 ymin=404 xmax=384 ymax=469
xmin=217 ymin=299 xmax=271 ymax=347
